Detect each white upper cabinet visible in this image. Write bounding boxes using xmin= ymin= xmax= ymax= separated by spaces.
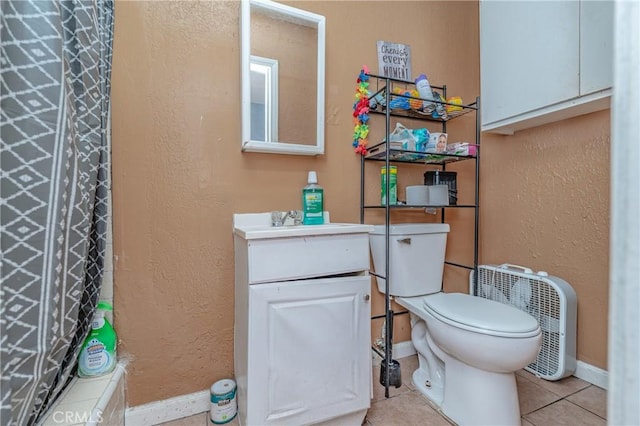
xmin=580 ymin=1 xmax=614 ymax=95
xmin=480 ymin=0 xmax=613 ymax=135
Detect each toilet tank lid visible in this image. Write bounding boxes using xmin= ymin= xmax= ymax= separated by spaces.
xmin=371 ymin=223 xmax=450 ymax=235
xmin=424 ymin=293 xmax=540 ymax=335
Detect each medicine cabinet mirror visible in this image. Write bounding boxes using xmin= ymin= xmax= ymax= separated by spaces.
xmin=241 ymin=0 xmax=326 ymax=156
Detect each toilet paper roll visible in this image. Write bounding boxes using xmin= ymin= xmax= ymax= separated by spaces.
xmin=428 ymin=184 xmax=449 ymax=205
xmin=406 ymin=185 xmax=429 ymax=205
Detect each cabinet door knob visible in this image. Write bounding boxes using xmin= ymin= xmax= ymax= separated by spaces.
xmin=364 ymin=294 xmax=370 ymax=302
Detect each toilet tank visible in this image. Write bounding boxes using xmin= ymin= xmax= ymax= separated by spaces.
xmin=370 ymin=223 xmax=450 ymax=297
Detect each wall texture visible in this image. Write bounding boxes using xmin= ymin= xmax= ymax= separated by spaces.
xmin=479 ymin=111 xmax=611 ymax=369
xmin=111 ymin=0 xmax=608 ymax=406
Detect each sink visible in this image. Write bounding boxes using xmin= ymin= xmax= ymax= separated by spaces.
xmin=233 ymin=213 xmax=373 ymax=240
xmin=233 ymin=213 xmax=373 ymax=283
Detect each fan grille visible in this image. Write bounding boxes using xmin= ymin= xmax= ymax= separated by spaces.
xmin=474 ymin=267 xmax=562 ymax=379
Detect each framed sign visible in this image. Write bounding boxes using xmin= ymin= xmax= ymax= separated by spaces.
xmin=377 ymin=41 xmax=412 ymax=82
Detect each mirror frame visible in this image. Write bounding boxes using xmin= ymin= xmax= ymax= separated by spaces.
xmin=241 ymin=0 xmax=326 ymax=156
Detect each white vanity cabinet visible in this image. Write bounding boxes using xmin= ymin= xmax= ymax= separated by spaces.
xmin=480 ymin=0 xmax=613 ymax=134
xmin=233 ymin=216 xmax=373 ymax=426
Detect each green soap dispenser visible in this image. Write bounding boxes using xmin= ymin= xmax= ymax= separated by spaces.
xmin=302 ymin=171 xmax=324 ymax=225
xmin=78 ymin=301 xmax=117 ymax=378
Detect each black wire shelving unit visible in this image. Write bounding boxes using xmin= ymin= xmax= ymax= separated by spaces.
xmin=359 ymin=73 xmax=481 ymax=398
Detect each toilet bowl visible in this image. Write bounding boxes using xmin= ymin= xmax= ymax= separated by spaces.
xmin=369 ymin=224 xmax=542 ymax=426
xmin=396 ymin=293 xmax=542 ymax=425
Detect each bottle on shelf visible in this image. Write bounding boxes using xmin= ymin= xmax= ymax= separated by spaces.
xmin=415 ymin=74 xmax=436 ymax=114
xmin=381 ymin=166 xmax=397 ymax=205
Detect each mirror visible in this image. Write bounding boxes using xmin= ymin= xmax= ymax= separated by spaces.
xmin=250 ymin=55 xmax=279 ymax=142
xmin=241 ymin=0 xmax=326 ymax=156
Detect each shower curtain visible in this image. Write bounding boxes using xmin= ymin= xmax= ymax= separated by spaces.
xmin=1 ymin=1 xmax=114 ymax=424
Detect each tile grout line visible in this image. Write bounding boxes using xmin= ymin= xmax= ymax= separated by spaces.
xmin=563 ymin=398 xmax=607 ymax=421
xmin=522 ymin=394 xmax=607 ymax=423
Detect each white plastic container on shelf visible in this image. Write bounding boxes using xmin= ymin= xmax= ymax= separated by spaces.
xmin=415 ymin=74 xmax=435 ymax=112
xmin=406 ymin=185 xmax=429 ymax=205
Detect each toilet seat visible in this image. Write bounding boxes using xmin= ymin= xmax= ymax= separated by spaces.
xmin=423 ymin=293 xmax=540 ymax=338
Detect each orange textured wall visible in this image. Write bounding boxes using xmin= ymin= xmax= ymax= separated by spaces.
xmin=111 ymin=0 xmax=608 ymax=407
xmin=479 ymin=111 xmax=610 ymax=369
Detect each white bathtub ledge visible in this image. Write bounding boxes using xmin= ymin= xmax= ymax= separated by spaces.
xmin=39 ymin=362 xmax=126 ymax=426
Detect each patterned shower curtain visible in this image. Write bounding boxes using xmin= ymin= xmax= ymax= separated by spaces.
xmin=1 ymin=1 xmax=114 ymax=424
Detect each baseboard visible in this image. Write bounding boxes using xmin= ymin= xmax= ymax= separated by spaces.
xmin=574 ymin=361 xmax=608 ymax=389
xmin=392 ymin=340 xmax=417 ymax=360
xmin=125 ymin=389 xmax=209 ymax=425
xmin=371 ymin=340 xmax=416 ymax=365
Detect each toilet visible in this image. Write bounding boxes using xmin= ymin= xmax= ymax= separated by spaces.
xmin=370 ymin=224 xmax=542 ymax=426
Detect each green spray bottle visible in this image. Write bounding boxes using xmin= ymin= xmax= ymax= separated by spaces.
xmin=78 ymin=301 xmax=117 ymax=378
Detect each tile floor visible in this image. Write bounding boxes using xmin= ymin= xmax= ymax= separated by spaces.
xmin=161 ymin=355 xmax=607 ymax=426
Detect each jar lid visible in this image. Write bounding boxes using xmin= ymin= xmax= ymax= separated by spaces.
xmin=211 ymin=379 xmax=236 ymax=395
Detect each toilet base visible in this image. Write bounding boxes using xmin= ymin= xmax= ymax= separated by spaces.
xmin=440 ymin=356 xmax=521 ymax=426
xmin=412 ymin=368 xmax=444 ymax=407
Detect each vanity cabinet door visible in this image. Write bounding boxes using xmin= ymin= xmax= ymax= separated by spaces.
xmin=246 ymin=275 xmax=371 ymax=426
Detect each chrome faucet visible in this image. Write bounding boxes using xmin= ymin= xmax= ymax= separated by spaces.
xmin=271 ymin=210 xmax=302 ymax=227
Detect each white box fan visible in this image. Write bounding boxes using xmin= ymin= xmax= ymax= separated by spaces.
xmin=470 ymin=264 xmax=577 ymax=380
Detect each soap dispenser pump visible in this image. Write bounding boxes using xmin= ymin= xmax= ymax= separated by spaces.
xmin=302 ymin=171 xmax=324 ymax=225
